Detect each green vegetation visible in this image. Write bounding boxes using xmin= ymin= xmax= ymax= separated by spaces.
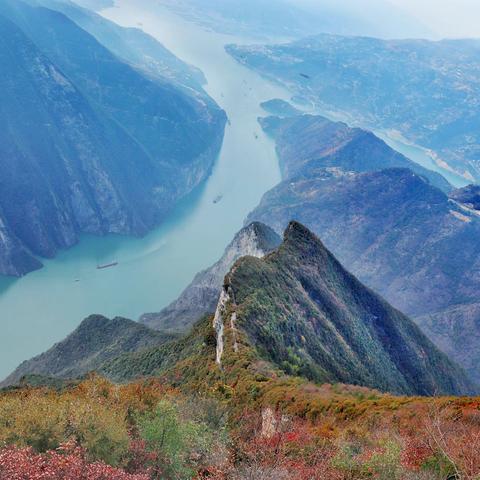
xmin=136 ymin=399 xmax=226 ymax=478
xmin=2 ymin=375 xmax=480 ymax=479
xmin=2 ymin=315 xmax=176 ymax=387
xmin=224 ymin=221 xmax=474 ymax=396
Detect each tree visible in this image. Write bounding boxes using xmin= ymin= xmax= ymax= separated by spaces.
xmin=135 ymin=399 xmax=221 ymax=479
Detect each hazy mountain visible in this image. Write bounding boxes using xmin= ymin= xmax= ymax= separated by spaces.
xmin=1 ymin=315 xmax=175 ymax=386
xmin=71 ymin=0 xmax=112 ymax=10
xmin=141 ymin=222 xmax=281 ymax=332
xmin=228 ymin=35 xmax=480 ymax=182
xmin=158 ymin=0 xmax=429 ymax=40
xmin=416 ymin=304 xmax=480 ymax=388
xmin=249 ymin=166 xmax=480 ymax=317
xmin=0 ymin=1 xmax=225 ymax=276
xmin=32 ymin=0 xmax=207 ymax=91
xmin=450 ymin=184 xmax=480 ymax=211
xmin=259 ymin=114 xmax=451 ymax=192
xmin=105 ymin=223 xmax=475 ymax=396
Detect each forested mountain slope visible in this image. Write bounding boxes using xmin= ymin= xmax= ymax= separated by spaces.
xmin=0 ymin=0 xmax=225 ymax=276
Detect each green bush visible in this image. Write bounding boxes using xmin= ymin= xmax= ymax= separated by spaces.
xmin=136 ymin=398 xmax=226 ymax=479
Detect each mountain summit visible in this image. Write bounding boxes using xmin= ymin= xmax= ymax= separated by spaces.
xmin=3 ymin=222 xmax=473 ymax=396
xmin=213 ymin=221 xmax=475 ymax=396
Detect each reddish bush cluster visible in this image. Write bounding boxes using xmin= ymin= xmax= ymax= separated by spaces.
xmin=0 ymin=441 xmax=149 ymax=480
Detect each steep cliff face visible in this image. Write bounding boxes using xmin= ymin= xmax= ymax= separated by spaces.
xmin=1 ymin=315 xmax=175 ymax=386
xmin=0 ymin=1 xmax=226 ymax=276
xmin=0 ymin=212 xmax=42 ymax=277
xmin=141 ymin=222 xmax=281 ymax=332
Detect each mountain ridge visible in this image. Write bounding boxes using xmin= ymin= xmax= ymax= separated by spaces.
xmin=248 ymin=167 xmax=480 ymax=383
xmin=217 ymin=221 xmax=475 ymax=396
xmin=17 ymin=223 xmax=474 ymax=398
xmin=1 ymin=315 xmax=176 ymax=387
xmin=259 ymin=114 xmax=451 ymax=192
xmin=141 ymin=222 xmax=281 ymax=332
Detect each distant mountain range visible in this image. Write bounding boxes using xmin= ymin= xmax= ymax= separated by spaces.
xmin=259 ymin=114 xmax=451 ymax=192
xmin=246 ymin=112 xmax=480 ymax=384
xmin=228 ymin=35 xmax=480 ymax=183
xmin=5 ymin=223 xmax=474 ymax=397
xmin=0 ymin=0 xmax=226 ymax=277
xmin=70 ymin=0 xmax=112 ymax=10
xmin=34 ymin=0 xmax=207 ymax=91
xmin=158 ymin=0 xmax=430 ymax=40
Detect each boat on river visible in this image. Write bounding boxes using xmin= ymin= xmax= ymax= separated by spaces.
xmin=96 ymin=261 xmax=118 ymax=270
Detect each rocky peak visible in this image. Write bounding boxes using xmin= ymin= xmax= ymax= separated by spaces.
xmin=140 ymin=222 xmax=281 ymax=332
xmin=283 ymin=220 xmax=326 ymax=250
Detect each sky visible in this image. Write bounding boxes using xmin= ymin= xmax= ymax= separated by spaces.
xmin=389 ymin=0 xmax=480 ymax=38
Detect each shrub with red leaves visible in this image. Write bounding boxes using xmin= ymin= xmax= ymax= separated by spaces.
xmin=0 ymin=441 xmax=149 ymax=480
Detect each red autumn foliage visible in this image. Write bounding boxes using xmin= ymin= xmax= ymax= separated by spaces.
xmin=124 ymin=438 xmax=157 ymax=476
xmin=422 ymin=407 xmax=480 ymax=480
xmin=0 ymin=440 xmax=149 ymax=480
xmin=205 ymin=410 xmax=342 ymax=480
xmin=1 ymin=377 xmax=480 ymax=480
xmin=401 ymin=437 xmax=432 ymax=471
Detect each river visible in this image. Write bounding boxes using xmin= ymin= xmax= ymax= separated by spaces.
xmin=0 ymin=1 xmax=290 ymax=380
